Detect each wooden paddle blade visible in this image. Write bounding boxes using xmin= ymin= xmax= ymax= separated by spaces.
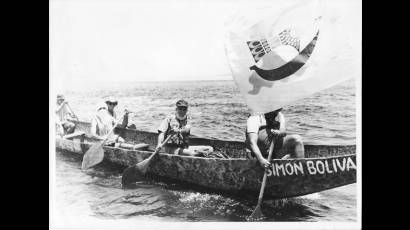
xmin=81 ymin=143 xmax=104 ymax=170
xmin=121 ymin=134 xmax=171 ymax=185
xmin=63 ymin=131 xmax=85 ymax=140
xmin=121 ymin=158 xmax=151 ymax=185
xmin=121 ymin=166 xmax=146 ymax=186
xmin=135 ymin=158 xmax=151 ymax=174
xmin=247 ymin=205 xmax=264 ymax=221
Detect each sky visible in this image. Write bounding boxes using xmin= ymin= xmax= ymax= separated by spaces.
xmin=50 ymin=0 xmax=241 ymax=90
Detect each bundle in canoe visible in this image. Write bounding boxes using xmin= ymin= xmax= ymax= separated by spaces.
xmin=55 ymin=120 xmax=356 ymax=199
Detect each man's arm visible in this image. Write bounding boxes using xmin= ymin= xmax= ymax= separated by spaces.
xmin=247 ymin=115 xmax=271 ymax=168
xmin=178 ymin=116 xmax=192 ymax=134
xmin=55 ymin=102 xmax=66 ymax=113
xmin=157 ymin=117 xmax=170 ymax=149
xmin=90 ymin=115 xmax=101 ymax=139
xmin=55 ymin=122 xmax=64 ymax=137
xmin=276 ymin=112 xmax=286 ymax=136
xmin=65 ymin=102 xmax=77 ymax=119
xmin=179 ymin=124 xmax=191 ymax=134
xmin=248 ymin=132 xmax=271 ymax=168
xmin=120 ymin=111 xmax=129 ymax=128
xmin=157 ymin=132 xmax=165 ymax=150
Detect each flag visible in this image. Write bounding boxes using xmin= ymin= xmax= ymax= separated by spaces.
xmin=224 ymin=0 xmax=361 ymax=114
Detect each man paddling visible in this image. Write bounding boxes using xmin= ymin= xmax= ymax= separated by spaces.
xmin=90 ymin=97 xmax=129 ymax=146
xmin=55 ymin=94 xmax=77 ymax=136
xmin=82 ymin=97 xmax=149 ymax=170
xmin=156 ymin=99 xmax=213 ymax=156
xmin=245 ymin=108 xmax=305 ymax=168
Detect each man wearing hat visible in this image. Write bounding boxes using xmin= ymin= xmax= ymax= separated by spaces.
xmin=55 ymin=94 xmax=77 ymax=136
xmin=90 ymin=97 xmax=129 ymax=145
xmin=156 ymin=99 xmax=213 ymax=156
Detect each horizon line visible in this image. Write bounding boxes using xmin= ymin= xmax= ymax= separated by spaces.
xmin=63 ymin=78 xmax=234 ymax=84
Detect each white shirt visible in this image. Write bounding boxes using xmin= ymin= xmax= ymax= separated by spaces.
xmin=91 ymin=107 xmax=117 ymax=137
xmin=55 ymin=103 xmax=73 ymax=123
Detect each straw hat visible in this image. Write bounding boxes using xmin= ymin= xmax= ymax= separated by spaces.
xmin=105 ymin=96 xmax=118 ymax=105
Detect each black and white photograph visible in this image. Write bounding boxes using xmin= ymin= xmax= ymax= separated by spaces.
xmin=50 ymin=0 xmax=361 ymax=229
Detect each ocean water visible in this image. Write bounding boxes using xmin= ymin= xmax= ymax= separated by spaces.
xmin=53 ymin=79 xmax=357 ymax=222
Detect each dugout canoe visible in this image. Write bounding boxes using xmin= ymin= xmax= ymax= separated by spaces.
xmin=55 ymin=120 xmax=357 ymax=199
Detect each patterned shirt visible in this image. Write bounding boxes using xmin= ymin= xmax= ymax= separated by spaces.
xmin=158 ymin=114 xmax=192 ymax=148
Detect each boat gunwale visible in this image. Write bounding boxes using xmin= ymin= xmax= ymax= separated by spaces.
xmin=57 ymin=137 xmax=356 ymax=162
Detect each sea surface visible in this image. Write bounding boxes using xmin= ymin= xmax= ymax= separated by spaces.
xmin=53 ymin=79 xmax=357 ymax=223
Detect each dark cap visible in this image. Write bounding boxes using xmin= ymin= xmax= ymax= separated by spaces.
xmin=176 ymin=99 xmax=188 ymax=107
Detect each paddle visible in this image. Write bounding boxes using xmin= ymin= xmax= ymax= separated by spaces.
xmin=121 ymin=134 xmax=174 ymax=185
xmin=247 ymin=136 xmax=276 ymax=221
xmin=63 ymin=131 xmax=85 ymax=140
xmin=65 ymin=102 xmax=79 ymax=121
xmin=81 ymin=112 xmax=126 ymax=170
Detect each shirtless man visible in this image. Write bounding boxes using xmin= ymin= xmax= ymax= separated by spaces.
xmin=245 ymin=108 xmax=305 ymax=168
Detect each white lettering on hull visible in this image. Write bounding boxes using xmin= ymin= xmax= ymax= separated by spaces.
xmin=293 ymin=162 xmax=304 ymax=175
xmin=307 ymin=161 xmax=316 ymax=174
xmin=316 ymin=161 xmax=325 ymax=174
xmin=267 ymin=156 xmax=355 ymax=177
xmin=347 ymin=157 xmax=356 ymax=170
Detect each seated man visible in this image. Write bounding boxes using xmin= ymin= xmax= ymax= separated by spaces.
xmin=245 ymin=108 xmax=305 ymax=168
xmin=55 ymin=94 xmax=77 ymax=136
xmin=91 ymin=97 xmax=129 ymax=145
xmin=156 ymin=99 xmax=213 ymax=156
xmin=90 ymin=97 xmax=148 ymax=150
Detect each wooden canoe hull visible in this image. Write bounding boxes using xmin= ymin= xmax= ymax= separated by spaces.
xmin=55 ymin=121 xmax=357 ymax=199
